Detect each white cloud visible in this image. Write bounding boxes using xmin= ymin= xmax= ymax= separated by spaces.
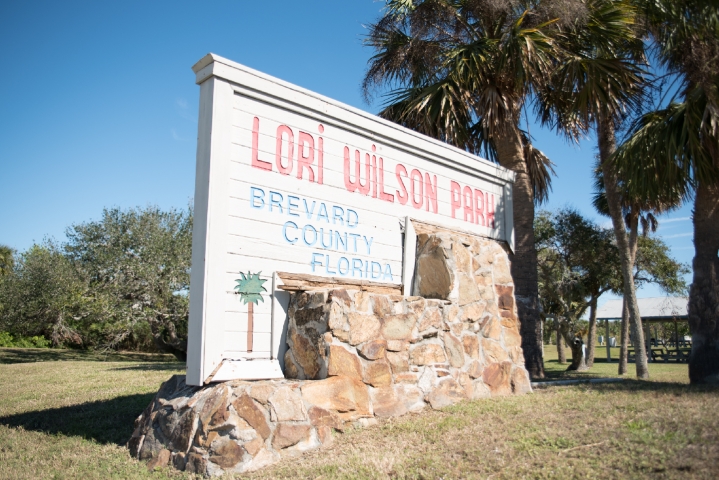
xmin=662 ymin=216 xmax=690 ymax=223
xmin=663 ymin=232 xmax=692 ymax=239
xmin=176 ymin=98 xmax=188 ymax=109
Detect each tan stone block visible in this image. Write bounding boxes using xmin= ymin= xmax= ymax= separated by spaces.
xmin=511 ymin=367 xmax=532 ymax=394
xmin=362 ymin=359 xmax=393 ymax=387
xmin=347 ymin=313 xmax=381 ymax=345
xmin=249 ymin=384 xmax=275 ymax=405
xmin=415 ymin=235 xmax=453 ymax=300
xmin=442 ymin=332 xmax=465 ymax=368
xmin=381 ymin=313 xmax=416 ymax=340
xmin=453 ymin=240 xmax=472 ymax=274
xmin=385 ymin=340 xmax=408 ymax=352
xmin=482 ymin=361 xmax=513 ymax=395
xmin=394 ymin=372 xmax=418 ymax=383
xmin=358 ymin=339 xmax=387 ymax=360
xmin=427 ymin=378 xmax=467 ymax=409
xmin=481 ymin=338 xmax=509 ymax=364
xmin=419 ymin=309 xmax=442 ymax=332
xmin=396 ymin=384 xmax=426 ymax=412
xmin=272 ymin=423 xmax=311 ymax=450
xmin=407 ymin=297 xmax=427 ymax=317
xmin=503 ymin=326 xmax=522 ymax=348
xmin=458 ymin=273 xmax=481 ymax=306
xmin=443 ymin=304 xmax=460 ymax=323
xmin=493 ymin=258 xmax=513 ymax=284
xmin=243 ymin=436 xmax=264 ymax=456
xmin=284 ymin=351 xmax=300 ymax=379
xmin=481 ymin=317 xmax=502 ymax=340
xmin=467 ymin=360 xmax=484 ymax=379
xmin=289 ymin=329 xmax=321 ymax=379
xmin=209 ymin=439 xmax=244 ymax=468
xmin=370 ymin=385 xmax=409 ymax=417
xmin=146 ymin=448 xmax=171 ymax=470
xmin=461 ymin=302 xmax=486 ymax=322
xmin=450 ymin=322 xmax=463 ymax=336
xmin=307 ymin=406 xmax=343 ymax=430
xmin=457 ymin=371 xmax=473 ymax=398
xmin=329 ymin=289 xmax=351 ymax=307
xmin=435 ymin=368 xmax=451 ymax=377
xmin=199 ymin=385 xmax=230 ymax=431
xmin=327 ymin=345 xmax=363 ymax=380
xmin=333 ymin=328 xmax=350 ymax=343
xmin=300 ymin=376 xmax=371 ymax=417
xmin=268 ymin=386 xmax=307 ymax=422
xmin=410 ymin=344 xmax=447 ymax=365
xmin=386 ymin=351 xmax=410 ymax=373
xmin=462 ymin=334 xmax=480 ymax=359
xmin=471 ymin=380 xmax=492 ymax=399
xmin=232 ymin=394 xmax=271 ymax=440
xmin=372 ymin=295 xmax=393 ymax=317
xmin=495 ymin=285 xmax=514 ymax=311
xmin=354 ymin=291 xmax=372 ymax=312
xmin=317 ymin=425 xmax=334 ymax=447
xmin=509 ymin=346 xmax=525 ymax=364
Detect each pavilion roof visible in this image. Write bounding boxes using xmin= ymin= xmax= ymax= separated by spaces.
xmin=595 ymin=297 xmax=688 ymax=321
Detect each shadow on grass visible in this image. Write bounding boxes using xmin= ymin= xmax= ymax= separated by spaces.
xmin=0 ymin=348 xmax=179 ymax=365
xmin=0 ymin=392 xmax=156 ymax=445
xmin=583 ymin=379 xmax=719 ymax=395
xmin=110 ymin=363 xmax=185 ymax=371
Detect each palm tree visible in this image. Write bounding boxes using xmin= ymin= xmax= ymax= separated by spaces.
xmin=592 ymin=161 xmax=682 ymax=372
xmin=362 ymin=0 xmax=577 ymax=379
xmin=0 ymin=245 xmax=14 ymax=277
xmin=539 ymin=0 xmax=653 ymax=378
xmin=234 ymin=271 xmax=267 ymax=353
xmin=612 ymin=0 xmax=719 ymax=384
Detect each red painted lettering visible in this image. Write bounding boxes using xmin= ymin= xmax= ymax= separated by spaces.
xmin=371 ymin=149 xmax=378 ymax=198
xmin=463 ymin=186 xmax=474 ymax=223
xmin=378 ymin=157 xmax=394 ymax=203
xmin=424 ymin=173 xmax=438 ymax=213
xmin=317 ymin=124 xmax=324 ymax=185
xmin=296 ymin=131 xmax=315 ymax=182
xmin=251 ymin=117 xmax=272 ymax=171
xmin=474 ymin=189 xmax=485 ymax=226
xmin=343 ymin=147 xmax=371 ymax=195
xmin=410 ymin=169 xmax=423 ymax=209
xmin=395 ymin=164 xmax=408 ymax=205
xmin=275 ymin=125 xmax=293 ymax=175
xmin=486 ymin=193 xmax=495 ymax=228
xmin=450 ymin=181 xmax=461 ymax=218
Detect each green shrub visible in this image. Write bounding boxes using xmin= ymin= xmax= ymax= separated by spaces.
xmin=0 ymin=331 xmax=51 ymax=348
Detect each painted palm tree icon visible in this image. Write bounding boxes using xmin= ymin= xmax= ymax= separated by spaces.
xmin=234 ymin=271 xmax=267 ymax=353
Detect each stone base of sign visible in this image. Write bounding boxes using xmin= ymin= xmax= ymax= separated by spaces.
xmin=128 ymin=228 xmax=531 ymax=475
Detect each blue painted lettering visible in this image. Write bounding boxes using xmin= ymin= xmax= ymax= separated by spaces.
xmin=250 ymin=187 xmax=265 ymax=209
xmin=302 ymin=199 xmax=316 ymax=219
xmin=346 ymin=209 xmax=359 ymax=227
xmin=283 ymin=221 xmax=298 ymax=244
xmin=287 ymin=195 xmax=300 ymax=217
xmin=269 ymin=191 xmax=284 ymax=213
xmin=311 ymin=253 xmax=324 ymax=272
xmin=317 ymin=203 xmax=329 ymax=222
xmin=362 ymin=236 xmax=374 ymax=254
xmin=338 ymin=257 xmax=350 ymax=275
xmin=302 ymin=224 xmax=317 ymax=246
xmin=352 ymin=258 xmax=363 ymax=277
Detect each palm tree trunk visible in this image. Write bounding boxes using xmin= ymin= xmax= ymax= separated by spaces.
xmin=586 ymin=296 xmax=598 ymax=367
xmin=247 ymin=302 xmax=254 ymax=353
xmin=618 ymin=298 xmax=630 ymax=374
xmin=557 ymin=321 xmax=566 ymax=364
xmin=688 ymin=180 xmax=719 ymax=384
xmin=494 ymin=121 xmax=544 ymax=379
xmin=597 ymin=116 xmax=649 ymax=379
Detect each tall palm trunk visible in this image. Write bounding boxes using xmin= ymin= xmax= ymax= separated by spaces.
xmin=688 ymin=180 xmax=719 ymax=384
xmin=557 ymin=321 xmax=566 ymax=364
xmin=495 ymin=121 xmax=544 ymax=379
xmin=597 ymin=116 xmax=649 ymax=379
xmin=619 ymin=210 xmax=640 ymax=374
xmin=586 ymin=295 xmax=598 ymax=367
xmin=618 ymin=298 xmax=630 ymax=374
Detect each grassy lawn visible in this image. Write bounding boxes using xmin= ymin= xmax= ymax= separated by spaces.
xmin=1 ymin=347 xmax=717 ymax=479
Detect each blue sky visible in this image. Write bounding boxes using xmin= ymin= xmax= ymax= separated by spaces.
xmin=0 ymin=1 xmax=693 ymax=305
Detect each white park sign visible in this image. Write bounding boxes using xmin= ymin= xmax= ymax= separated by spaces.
xmin=186 ymin=54 xmax=515 ymax=386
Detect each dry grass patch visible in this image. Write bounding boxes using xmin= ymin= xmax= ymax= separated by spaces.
xmin=1 ymin=347 xmax=717 ymax=480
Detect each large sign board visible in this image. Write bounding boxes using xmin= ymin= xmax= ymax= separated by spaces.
xmin=186 ymin=54 xmax=515 ymax=385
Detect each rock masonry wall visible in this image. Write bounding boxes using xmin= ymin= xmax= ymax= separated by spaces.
xmin=128 ymin=225 xmax=531 ymax=475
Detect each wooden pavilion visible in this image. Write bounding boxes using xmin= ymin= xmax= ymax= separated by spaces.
xmin=595 ymin=297 xmax=689 ymax=362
